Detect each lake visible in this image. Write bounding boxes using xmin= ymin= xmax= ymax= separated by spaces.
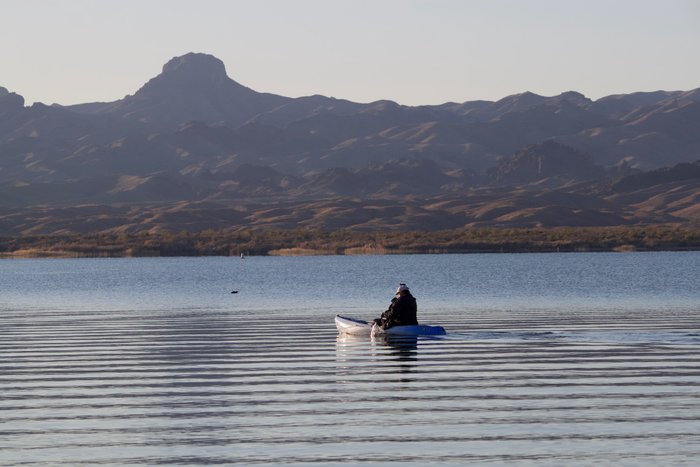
xmin=2 ymin=252 xmax=700 ymax=465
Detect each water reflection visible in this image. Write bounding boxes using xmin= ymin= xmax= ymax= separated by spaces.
xmin=5 ymin=303 xmax=700 ymax=466
xmin=4 ymin=252 xmax=700 ymax=465
xmin=377 ymin=335 xmax=418 ymax=361
xmin=335 ymin=333 xmax=419 ymax=382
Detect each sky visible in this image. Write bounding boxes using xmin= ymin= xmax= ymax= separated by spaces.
xmin=2 ymin=0 xmax=699 ymax=106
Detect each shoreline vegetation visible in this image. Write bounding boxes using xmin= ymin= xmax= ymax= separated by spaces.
xmin=1 ymin=226 xmax=700 ymax=258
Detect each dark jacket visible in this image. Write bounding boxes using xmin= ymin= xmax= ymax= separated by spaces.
xmin=379 ymin=293 xmax=418 ymax=329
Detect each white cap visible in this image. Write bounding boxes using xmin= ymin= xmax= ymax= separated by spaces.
xmin=395 ymin=283 xmax=409 ymax=294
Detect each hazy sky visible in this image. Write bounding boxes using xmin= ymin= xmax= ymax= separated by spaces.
xmin=2 ymin=0 xmax=699 ymax=106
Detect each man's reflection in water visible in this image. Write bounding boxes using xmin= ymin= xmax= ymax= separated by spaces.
xmin=335 ymin=334 xmax=419 ymax=383
xmin=378 ymin=335 xmax=418 ymax=363
xmin=375 ymin=335 xmax=418 ymax=383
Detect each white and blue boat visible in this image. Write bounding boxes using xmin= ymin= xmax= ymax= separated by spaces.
xmin=335 ymin=314 xmax=446 ymax=336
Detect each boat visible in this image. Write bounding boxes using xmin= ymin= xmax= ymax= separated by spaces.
xmin=335 ymin=314 xmax=446 ymax=336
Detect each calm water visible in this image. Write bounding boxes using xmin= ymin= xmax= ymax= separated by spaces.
xmin=2 ymin=252 xmax=700 ymax=465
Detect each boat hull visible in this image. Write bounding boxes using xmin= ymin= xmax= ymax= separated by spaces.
xmin=335 ymin=315 xmax=446 ymax=336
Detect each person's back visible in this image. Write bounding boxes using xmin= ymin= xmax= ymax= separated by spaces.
xmin=378 ymin=283 xmax=418 ymax=329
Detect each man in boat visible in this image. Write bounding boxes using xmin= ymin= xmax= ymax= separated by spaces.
xmin=374 ymin=283 xmax=418 ymax=329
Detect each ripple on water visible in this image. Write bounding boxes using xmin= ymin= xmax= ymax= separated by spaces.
xmin=2 ymin=304 xmax=700 ymax=466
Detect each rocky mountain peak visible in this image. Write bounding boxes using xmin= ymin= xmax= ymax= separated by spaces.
xmin=559 ymin=90 xmax=586 ymax=100
xmin=491 ymin=140 xmax=603 ymax=184
xmin=83 ymin=52 xmax=291 ymax=129
xmin=491 ymin=91 xmax=548 ymax=116
xmin=0 ymin=87 xmax=25 ymax=115
xmin=134 ymin=52 xmax=241 ymax=100
xmin=160 ymin=52 xmax=229 ymax=85
xmin=557 ymin=91 xmax=591 ymax=106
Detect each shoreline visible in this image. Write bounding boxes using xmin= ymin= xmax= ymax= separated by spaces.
xmin=2 ymin=225 xmax=700 ymax=258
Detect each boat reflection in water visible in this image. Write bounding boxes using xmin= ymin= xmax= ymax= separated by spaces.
xmin=335 ymin=332 xmax=420 ymax=384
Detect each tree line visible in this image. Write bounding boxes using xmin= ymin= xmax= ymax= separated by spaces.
xmin=1 ymin=225 xmax=700 ymax=258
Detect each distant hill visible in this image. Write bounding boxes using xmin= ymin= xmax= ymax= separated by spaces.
xmin=65 ymin=53 xmax=290 ymax=129
xmin=1 ymin=52 xmax=699 ymax=235
xmin=489 ymin=140 xmax=604 ymax=185
xmin=613 ymin=160 xmax=700 ymax=193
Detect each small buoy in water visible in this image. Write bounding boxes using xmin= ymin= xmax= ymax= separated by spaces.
xmin=231 ymin=290 xmax=238 ymax=294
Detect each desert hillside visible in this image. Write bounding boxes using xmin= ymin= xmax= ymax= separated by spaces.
xmin=1 ymin=53 xmax=699 ymax=235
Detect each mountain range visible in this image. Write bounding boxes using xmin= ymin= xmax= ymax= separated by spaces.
xmin=1 ymin=52 xmax=699 ymax=235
